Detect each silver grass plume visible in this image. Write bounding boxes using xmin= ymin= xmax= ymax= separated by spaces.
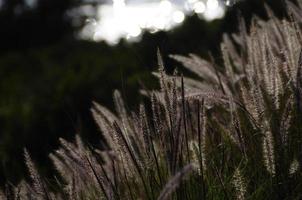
xmin=157 ymin=164 xmax=196 ymax=200
xmin=13 ymin=2 xmax=302 ymax=199
xmin=232 ymin=168 xmax=246 ymax=200
xmin=24 ymin=149 xmax=51 ymax=200
xmin=262 ymin=127 xmax=275 ymax=176
xmin=199 ymin=100 xmax=207 ymax=172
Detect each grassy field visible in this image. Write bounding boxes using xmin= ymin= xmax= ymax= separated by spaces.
xmin=2 ymin=0 xmax=302 ymax=199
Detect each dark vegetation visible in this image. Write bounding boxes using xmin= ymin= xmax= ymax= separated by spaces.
xmin=0 ymin=0 xmax=292 ymax=190
xmin=1 ymin=0 xmax=302 ymax=198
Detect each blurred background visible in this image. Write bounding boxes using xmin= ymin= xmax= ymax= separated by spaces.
xmin=0 ymin=0 xmax=286 ymax=185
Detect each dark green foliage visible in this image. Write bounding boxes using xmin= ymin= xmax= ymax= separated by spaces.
xmin=0 ymin=41 xmax=155 ymax=184
xmin=2 ymin=0 xmax=302 ymax=199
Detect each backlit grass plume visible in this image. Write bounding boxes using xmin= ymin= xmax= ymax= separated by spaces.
xmin=2 ymin=1 xmax=302 ymax=199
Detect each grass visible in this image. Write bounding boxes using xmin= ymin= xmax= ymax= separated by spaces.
xmin=2 ymin=0 xmax=302 ymax=199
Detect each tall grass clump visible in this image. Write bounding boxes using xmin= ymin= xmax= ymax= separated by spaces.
xmin=2 ymin=1 xmax=302 ymax=199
